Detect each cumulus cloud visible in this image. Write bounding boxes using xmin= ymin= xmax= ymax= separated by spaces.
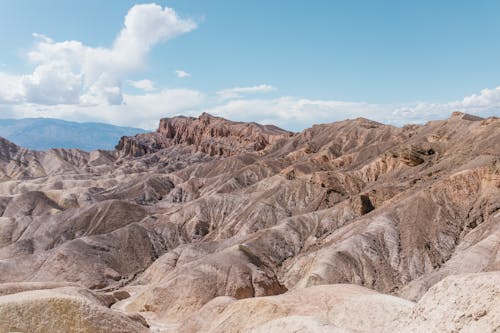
xmin=458 ymin=86 xmax=500 ymax=109
xmin=22 ymin=62 xmax=83 ymax=105
xmin=175 ymin=70 xmax=191 ymax=78
xmin=127 ymin=79 xmax=156 ymax=91
xmin=0 ymin=73 xmax=24 ymax=103
xmin=217 ymin=84 xmax=276 ymax=101
xmin=0 ymin=3 xmax=196 ymax=106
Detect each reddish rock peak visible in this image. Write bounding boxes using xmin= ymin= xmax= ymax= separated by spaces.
xmin=117 ymin=113 xmax=293 ymax=157
xmin=450 ymin=111 xmax=484 ymax=121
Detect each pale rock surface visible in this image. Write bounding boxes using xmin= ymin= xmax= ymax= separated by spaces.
xmin=249 ymin=316 xmax=353 ymax=333
xmin=393 ymin=272 xmax=500 ymax=333
xmin=177 ymin=284 xmax=413 ymax=333
xmin=178 ymin=272 xmax=500 ymax=333
xmin=0 ymin=288 xmax=148 ymax=333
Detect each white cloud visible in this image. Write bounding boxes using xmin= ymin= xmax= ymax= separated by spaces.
xmin=458 ymin=86 xmax=500 ymax=109
xmin=202 ymin=86 xmax=500 ymax=131
xmin=22 ymin=62 xmax=83 ymax=105
xmin=217 ymin=84 xmax=276 ymax=100
xmin=0 ymin=3 xmax=196 ymax=106
xmin=1 ymin=84 xmax=499 ymax=131
xmin=127 ymin=79 xmax=156 ymax=91
xmin=175 ymin=70 xmax=191 ymax=78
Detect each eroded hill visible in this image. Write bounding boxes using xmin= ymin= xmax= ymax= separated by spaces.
xmin=0 ymin=112 xmax=498 ymax=332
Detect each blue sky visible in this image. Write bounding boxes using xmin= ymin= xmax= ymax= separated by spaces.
xmin=0 ymin=1 xmax=499 ymax=130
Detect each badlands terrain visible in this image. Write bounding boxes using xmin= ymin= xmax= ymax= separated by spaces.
xmin=0 ymin=111 xmax=498 ymax=332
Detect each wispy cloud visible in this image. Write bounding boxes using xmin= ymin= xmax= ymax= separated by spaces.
xmin=175 ymin=70 xmax=191 ymax=78
xmin=217 ymin=84 xmax=276 ymax=101
xmin=32 ymin=33 xmax=54 ymax=43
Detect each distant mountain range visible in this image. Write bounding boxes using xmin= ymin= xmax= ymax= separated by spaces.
xmin=0 ymin=118 xmax=146 ymax=151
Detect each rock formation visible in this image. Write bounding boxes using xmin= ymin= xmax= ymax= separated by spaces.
xmin=0 ymin=112 xmax=498 ymax=332
xmin=116 ymin=112 xmax=292 ymax=157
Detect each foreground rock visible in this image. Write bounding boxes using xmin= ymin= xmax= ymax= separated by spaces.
xmin=0 ymin=287 xmax=148 ymax=333
xmin=178 ymin=272 xmax=500 ymax=333
xmin=394 ymin=272 xmax=500 ymax=333
xmin=178 ymin=284 xmax=412 ymax=333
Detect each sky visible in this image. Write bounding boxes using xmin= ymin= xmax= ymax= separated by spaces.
xmin=0 ymin=0 xmax=499 ymax=131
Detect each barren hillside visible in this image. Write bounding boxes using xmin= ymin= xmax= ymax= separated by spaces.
xmin=0 ymin=112 xmax=498 ymax=333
